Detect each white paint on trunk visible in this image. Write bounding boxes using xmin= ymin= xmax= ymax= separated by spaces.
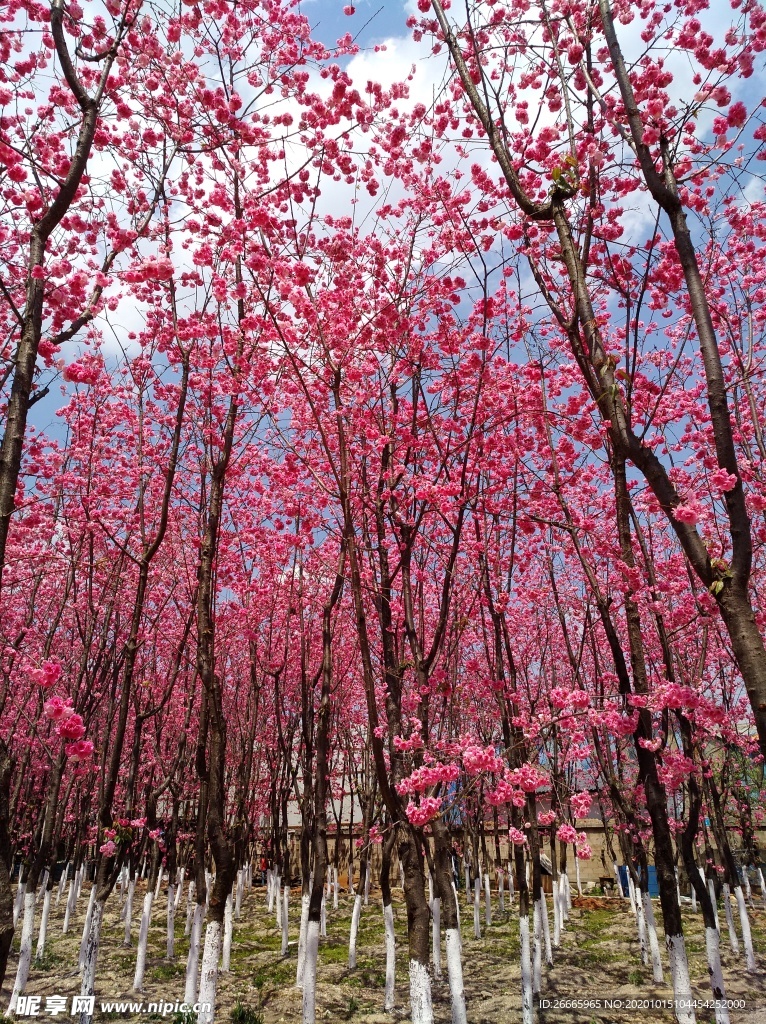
xmin=563 ymin=872 xmax=571 ymax=916
xmin=62 ymin=876 xmax=76 ymax=934
xmin=484 ymin=872 xmax=491 ymax=928
xmin=532 ymin=899 xmax=542 ymax=995
xmin=8 ymin=891 xmax=36 ymax=1013
xmin=56 ymin=864 xmax=69 ymax=908
xmin=234 ymin=869 xmax=244 ymax=920
xmin=133 ymin=891 xmax=154 ymax=992
xmin=507 ymin=862 xmax=514 ymax=904
xmin=722 ymin=883 xmax=739 ymax=953
xmin=627 ymin=874 xmax=637 ymax=916
xmin=540 ymin=889 xmax=552 ymax=967
xmin=635 ymin=891 xmax=649 ymax=966
xmin=320 ymin=895 xmax=326 ymax=937
xmin=78 ymin=887 xmax=97 ymax=971
xmin=464 ymin=863 xmax=470 ymax=905
xmin=384 ymin=902 xmax=396 ymax=1012
xmin=333 ymin=866 xmax=339 ymax=910
xmin=704 ymin=926 xmax=729 ymax=1024
xmin=77 ymin=898 xmax=104 ymax=1024
xmin=349 ymin=893 xmax=362 ymax=968
xmin=123 ymin=879 xmax=136 ymax=946
xmin=196 ymin=918 xmax=222 ymax=1024
xmin=666 ymin=932 xmax=695 ymax=1024
xmin=184 ymin=881 xmax=196 ymax=937
xmin=428 ymin=872 xmax=433 ymax=909
xmin=266 ymin=868 xmax=274 ymax=913
xmin=552 ymin=875 xmax=561 ymax=949
xmin=166 ymin=882 xmax=176 ymax=960
xmin=296 ymin=890 xmax=310 ymax=987
xmin=733 ymin=885 xmax=756 ymax=971
xmin=364 ymin=864 xmax=370 ymax=907
xmin=614 ymin=861 xmax=624 ymax=898
xmin=473 ymin=876 xmax=481 ymax=938
xmin=643 ymin=892 xmax=664 ymax=983
xmin=175 ymin=869 xmax=185 ymax=912
xmin=302 ymin=919 xmax=321 ymax=1024
xmin=154 ymin=866 xmax=164 ymax=901
xmin=408 ymin=958 xmax=433 ymax=1024
xmin=184 ymin=902 xmax=205 ymax=1005
xmin=575 ymin=858 xmax=582 ymax=896
xmin=498 ymin=868 xmax=505 ymax=914
xmin=12 ymin=880 xmax=25 ymax=929
xmin=758 ymin=867 xmax=766 ymax=906
xmin=432 ymin=896 xmax=441 ymax=979
xmin=451 ymin=882 xmax=462 ymax=953
xmin=691 ymin=881 xmax=697 ymax=914
xmin=281 ymin=886 xmax=289 ymax=957
xmin=519 ymin=912 xmax=533 ymax=1024
xmin=36 ymin=888 xmax=52 ymax=960
xmin=445 ymin=927 xmax=467 ymax=1024
xmin=221 ymin=892 xmax=233 ymax=972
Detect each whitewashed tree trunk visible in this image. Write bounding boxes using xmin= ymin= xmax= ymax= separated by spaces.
xmin=540 ymin=888 xmax=553 ymax=967
xmin=154 ymin=865 xmax=164 ymax=901
xmin=743 ymin=869 xmax=753 ymax=908
xmin=758 ymin=867 xmax=766 ymax=906
xmin=123 ymin=879 xmax=136 ymax=945
xmin=532 ymin=899 xmax=542 ymax=995
xmin=575 ymin=858 xmax=582 ymax=896
xmin=197 ymin=919 xmax=222 ymax=1024
xmin=62 ymin=875 xmax=76 ymax=934
xmin=643 ymin=892 xmax=664 ymax=983
xmin=234 ymin=869 xmax=244 ymax=920
xmin=667 ymin=933 xmax=696 ymax=1024
xmin=77 ymin=899 xmax=105 ymax=1024
xmin=333 ymin=866 xmax=339 ymax=910
xmin=275 ymin=875 xmax=282 ymax=928
xmin=348 ymin=893 xmax=362 ymax=968
xmin=445 ymin=926 xmax=467 ymax=1024
xmin=364 ymin=864 xmax=370 ymax=907
xmin=553 ymin=876 xmax=561 ymax=949
xmin=281 ymin=885 xmax=289 ymax=957
xmin=628 ymin=874 xmax=637 ymax=916
xmin=705 ymin=926 xmax=729 ymax=1024
xmin=432 ymin=897 xmax=441 ymax=980
xmin=507 ymin=862 xmax=514 ymax=904
xmin=563 ymin=872 xmax=571 ymax=916
xmin=184 ymin=902 xmax=205 ymax=1004
xmin=302 ymin=919 xmax=321 ymax=1024
xmin=408 ymin=959 xmax=433 ymax=1024
xmin=473 ymin=876 xmax=481 ymax=938
xmin=184 ymin=881 xmax=196 ymax=937
xmin=266 ymin=868 xmax=274 ymax=912
xmin=636 ymin=890 xmax=649 ymax=966
xmin=614 ymin=861 xmax=624 ymax=898
xmin=733 ymin=885 xmax=756 ymax=971
xmin=519 ymin=911 xmax=533 ymax=1024
xmin=8 ymin=891 xmax=36 ymax=1013
xmin=12 ymin=879 xmax=25 ymax=928
xmin=464 ymin=863 xmax=470 ymax=904
xmin=175 ymin=869 xmax=185 ymax=912
xmin=484 ymin=872 xmax=491 ymax=928
xmin=722 ymin=883 xmax=739 ymax=953
xmin=221 ymin=892 xmax=233 ymax=972
xmin=384 ymin=902 xmax=396 ymax=1012
xmin=78 ymin=887 xmax=97 ymax=971
xmin=56 ymin=864 xmax=69 ymax=908
xmin=133 ymin=891 xmax=154 ymax=992
xmin=498 ymin=868 xmax=505 ymax=914
xmin=320 ymin=895 xmax=326 ymax=938
xmin=296 ymin=889 xmax=310 ymax=986
xmin=691 ymin=882 xmax=697 ymax=913
xmin=36 ymin=887 xmax=52 ymax=960
xmin=166 ymin=882 xmax=176 ymax=960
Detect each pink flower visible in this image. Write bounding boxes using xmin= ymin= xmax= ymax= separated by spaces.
xmin=538 ymin=810 xmax=557 ymax=826
xmin=65 ymin=739 xmax=94 ymax=762
xmin=30 ymin=661 xmax=62 ymax=688
xmin=57 ymin=713 xmax=86 ymax=741
xmin=556 ymin=823 xmax=579 ymax=844
xmin=710 ymin=467 xmax=738 ymax=492
xmin=508 ymin=827 xmax=527 ymax=845
xmin=99 ymin=840 xmax=117 ymax=857
xmin=673 ymin=502 xmax=698 ymax=525
xmin=43 ymin=696 xmax=72 ymax=722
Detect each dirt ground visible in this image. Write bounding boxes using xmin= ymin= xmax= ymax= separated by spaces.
xmin=2 ymin=881 xmax=766 ymax=1023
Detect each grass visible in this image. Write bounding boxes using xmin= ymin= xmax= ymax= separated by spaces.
xmin=230 ymin=1002 xmax=264 ymax=1024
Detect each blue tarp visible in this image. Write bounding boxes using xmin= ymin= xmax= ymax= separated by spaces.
xmin=618 ymin=865 xmax=659 ymax=896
